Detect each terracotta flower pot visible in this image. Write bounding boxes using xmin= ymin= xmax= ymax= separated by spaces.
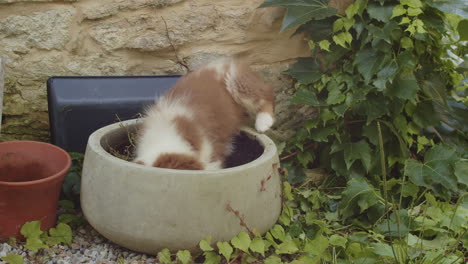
xmin=0 ymin=141 xmax=71 ymax=241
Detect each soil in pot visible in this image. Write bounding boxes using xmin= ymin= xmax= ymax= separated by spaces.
xmin=103 ymin=124 xmax=264 ymax=168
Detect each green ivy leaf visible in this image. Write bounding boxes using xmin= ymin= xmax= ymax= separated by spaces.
xmin=259 ymin=0 xmax=337 ymax=31
xmin=413 ymin=101 xmax=440 ymax=128
xmin=289 ymin=88 xmax=320 ymax=106
xmin=401 ymin=182 xmax=419 ymax=198
xmin=458 ymin=19 xmax=468 ymax=40
xmin=62 ymin=171 xmax=81 ymax=201
xmin=367 ymin=4 xmax=394 ymax=22
xmin=392 ymin=5 xmax=407 ymax=18
xmin=400 ymin=37 xmax=413 ymax=49
xmin=157 ymin=248 xmax=172 ymax=264
xmin=199 ymin=236 xmax=214 ymax=252
xmin=24 ymin=237 xmax=49 ymax=252
xmin=371 ymin=242 xmax=394 ymax=257
xmin=304 ymin=234 xmax=329 ymax=256
xmin=326 ymin=80 xmax=346 ymax=105
xmin=454 ymin=160 xmax=468 ymax=186
xmin=355 ymin=94 xmax=388 ymax=125
xmin=294 ymin=18 xmax=334 ymax=41
xmin=231 ymin=232 xmax=251 ymax=253
xmin=58 ymin=214 xmax=84 ymax=226
xmin=250 ymin=237 xmax=266 ymax=256
xmin=48 ymin=223 xmax=72 ymax=246
xmin=320 ymin=109 xmax=336 ymax=125
xmin=282 ymin=3 xmax=337 ymax=31
xmin=387 ymin=72 xmax=420 ymax=102
xmin=310 ymin=127 xmax=336 ymax=143
xmin=420 ymin=78 xmax=446 ymax=105
xmin=203 ymin=252 xmax=221 ymax=264
xmin=405 ymin=145 xmax=459 ymax=198
xmin=333 ymin=32 xmax=353 ymax=48
xmin=343 ymin=140 xmax=372 ymax=171
xmin=284 ymin=57 xmax=322 ymax=85
xmin=407 ymin=7 xmax=423 ymax=16
xmin=339 ymin=178 xmax=382 ymax=219
xmin=275 ymin=240 xmax=299 ymax=254
xmin=426 ymin=0 xmax=468 ymax=19
xmin=176 ymin=250 xmax=191 ymax=264
xmin=333 ymin=18 xmax=344 ymax=32
xmin=329 ymin=234 xmax=347 ymax=248
xmin=354 ymin=48 xmax=386 ymax=83
xmin=345 ymin=0 xmax=367 ymax=18
xmin=318 ymin=39 xmax=331 ymax=51
xmin=20 ymin=221 xmax=43 ymax=239
xmin=216 ymin=242 xmax=233 ymax=261
xmin=264 ymin=255 xmax=282 ymax=264
xmin=58 ymin=200 xmax=75 ymax=211
xmin=401 ymin=0 xmax=423 ymax=8
xmin=1 ymin=254 xmax=24 ymax=264
xmin=270 ymin=225 xmax=286 ymax=242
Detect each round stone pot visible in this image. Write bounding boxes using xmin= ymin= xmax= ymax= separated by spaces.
xmin=0 ymin=141 xmax=71 ymax=241
xmin=81 ymin=119 xmax=282 ymax=254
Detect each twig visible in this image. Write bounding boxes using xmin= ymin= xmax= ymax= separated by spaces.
xmin=279 ymin=142 xmax=317 ymax=161
xmin=161 ymin=16 xmax=190 ymax=72
xmin=227 ymin=252 xmax=243 ymax=264
xmin=226 ymin=202 xmax=254 ymax=237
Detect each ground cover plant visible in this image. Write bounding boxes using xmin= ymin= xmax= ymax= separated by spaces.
xmin=2 ymin=0 xmax=467 ymax=263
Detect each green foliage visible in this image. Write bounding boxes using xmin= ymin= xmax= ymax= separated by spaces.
xmin=62 ymin=152 xmax=84 ymax=204
xmin=0 ymin=254 xmax=24 ymax=264
xmin=231 ymin=0 xmax=468 ymax=262
xmin=157 ymin=248 xmax=172 ymax=264
xmin=20 ymin=220 xmax=73 ymax=252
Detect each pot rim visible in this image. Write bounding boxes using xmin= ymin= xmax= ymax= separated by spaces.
xmin=87 ymin=118 xmax=278 ymax=175
xmin=0 ymin=140 xmax=72 ymax=186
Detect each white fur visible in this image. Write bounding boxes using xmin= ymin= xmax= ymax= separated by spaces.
xmin=135 ymin=97 xmax=216 ymax=169
xmin=135 ymin=98 xmax=194 ymax=165
xmin=198 ymin=135 xmax=219 ymax=170
xmin=205 ymin=57 xmax=232 ymax=80
xmin=255 ymin=112 xmax=274 ymax=132
xmin=206 ymin=161 xmax=222 ymax=170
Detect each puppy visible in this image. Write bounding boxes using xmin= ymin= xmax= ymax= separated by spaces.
xmin=133 ymin=58 xmax=275 ymax=170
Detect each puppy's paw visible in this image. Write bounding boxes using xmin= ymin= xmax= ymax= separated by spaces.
xmin=255 ymin=112 xmax=274 ymax=133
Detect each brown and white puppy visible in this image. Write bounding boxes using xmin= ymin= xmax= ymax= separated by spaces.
xmin=133 ymin=58 xmax=275 ymax=170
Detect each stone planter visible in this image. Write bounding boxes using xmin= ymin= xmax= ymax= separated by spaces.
xmin=81 ymin=119 xmax=282 ymax=254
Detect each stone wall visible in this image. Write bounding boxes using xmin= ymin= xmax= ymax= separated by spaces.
xmin=0 ymin=57 xmax=3 ymax=134
xmin=0 ymin=0 xmax=349 ymax=142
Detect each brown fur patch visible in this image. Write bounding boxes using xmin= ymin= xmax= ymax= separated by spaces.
xmin=173 ymin=116 xmax=201 ymax=152
xmin=230 ymin=61 xmax=275 ymax=117
xmin=165 ymin=66 xmax=247 ymax=162
xmin=135 ymin=160 xmax=145 ymax=165
xmin=153 ymin=153 xmax=204 ymax=170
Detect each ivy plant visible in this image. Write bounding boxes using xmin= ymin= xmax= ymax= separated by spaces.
xmin=263 ymin=1 xmax=467 ymax=200
xmin=150 ymin=1 xmax=467 ymax=263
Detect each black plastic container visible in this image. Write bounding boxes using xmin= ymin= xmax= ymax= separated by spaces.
xmin=47 ymin=76 xmax=180 ymax=153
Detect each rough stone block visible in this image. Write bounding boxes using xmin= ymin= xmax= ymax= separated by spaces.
xmin=82 ymin=0 xmax=185 ymax=20
xmin=0 ymin=0 xmax=77 ymax=3
xmin=0 ymin=8 xmax=75 ymax=50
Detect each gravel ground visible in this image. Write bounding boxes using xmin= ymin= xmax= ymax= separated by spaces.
xmin=0 ymin=223 xmax=158 ymax=264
